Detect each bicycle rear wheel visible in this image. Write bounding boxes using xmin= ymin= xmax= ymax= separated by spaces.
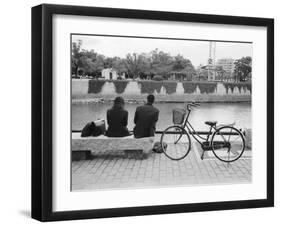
xmin=211 ymin=126 xmax=245 ymax=163
xmin=160 ymin=125 xmax=191 ymax=160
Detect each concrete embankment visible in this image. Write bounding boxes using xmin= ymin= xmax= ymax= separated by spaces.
xmin=72 ymin=79 xmax=251 ymax=103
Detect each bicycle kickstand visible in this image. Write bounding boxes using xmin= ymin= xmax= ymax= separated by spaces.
xmin=201 ymin=151 xmax=205 ymax=160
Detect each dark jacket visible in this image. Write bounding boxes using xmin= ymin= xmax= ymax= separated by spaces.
xmin=133 ymin=103 xmax=159 ymax=138
xmin=106 ymin=107 xmax=130 ymax=137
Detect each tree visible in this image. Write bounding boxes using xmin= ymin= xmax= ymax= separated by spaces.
xmin=172 ymin=55 xmax=197 ymax=80
xmin=71 ymin=40 xmax=83 ymax=77
xmin=234 ymin=56 xmax=252 ymax=82
xmin=124 ymin=53 xmax=150 ymax=79
xmin=149 ymin=49 xmax=174 ymax=76
xmin=215 ymin=66 xmax=227 ymax=81
xmin=71 ymin=43 xmax=197 ymax=81
xmin=112 ymin=57 xmax=127 ymax=76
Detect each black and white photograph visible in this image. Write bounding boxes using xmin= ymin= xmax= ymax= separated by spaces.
xmin=29 ymin=3 xmax=274 ymax=221
xmin=71 ymin=34 xmax=253 ymax=191
xmin=0 ymin=0 xmax=277 ymax=224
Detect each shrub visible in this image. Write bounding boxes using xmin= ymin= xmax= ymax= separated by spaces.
xmin=245 ymin=83 xmax=252 ymax=93
xmin=223 ymin=82 xmax=251 ymax=94
xmin=138 ymin=81 xmax=163 ymax=94
xmin=162 ymin=81 xmax=177 ymax=94
xmin=182 ymin=82 xmax=197 ymax=93
xmin=224 ymin=83 xmax=235 ymax=94
xmin=197 ymin=82 xmax=217 ymax=94
xmin=152 ymin=75 xmax=165 ymax=81
xmin=88 ymin=80 xmax=106 ymax=93
xmin=113 ymin=80 xmax=128 ymax=94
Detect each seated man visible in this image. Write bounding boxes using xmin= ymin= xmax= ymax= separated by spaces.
xmin=133 ymin=94 xmax=159 ymax=138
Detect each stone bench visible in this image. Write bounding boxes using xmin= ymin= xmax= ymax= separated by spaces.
xmin=72 ymin=132 xmax=154 ymax=160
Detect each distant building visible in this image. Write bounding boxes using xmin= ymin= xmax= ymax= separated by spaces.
xmin=198 ymin=64 xmax=216 ymax=81
xmin=216 ymin=58 xmax=235 ymax=77
xmin=101 ymin=68 xmax=119 ymax=80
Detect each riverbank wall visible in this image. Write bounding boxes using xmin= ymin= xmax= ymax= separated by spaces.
xmin=72 ymin=79 xmax=251 ymax=103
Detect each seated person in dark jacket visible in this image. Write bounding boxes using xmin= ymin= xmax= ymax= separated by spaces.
xmin=133 ymin=94 xmax=159 ymax=138
xmin=105 ymin=97 xmax=130 ymax=137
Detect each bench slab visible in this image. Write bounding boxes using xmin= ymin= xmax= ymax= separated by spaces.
xmin=72 ymin=133 xmax=154 ymax=154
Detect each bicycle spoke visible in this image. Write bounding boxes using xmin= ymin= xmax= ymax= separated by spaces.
xmin=161 ymin=126 xmax=191 ymax=161
xmin=219 ymin=133 xmax=227 ymax=142
xmin=230 ymin=135 xmax=241 ymax=142
xmin=228 ymin=128 xmax=232 ymax=142
xmin=212 ymin=126 xmax=245 ymax=163
xmin=228 ymin=150 xmax=230 ymax=162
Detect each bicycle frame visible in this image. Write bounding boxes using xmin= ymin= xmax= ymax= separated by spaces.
xmin=180 ymin=108 xmax=212 ymax=146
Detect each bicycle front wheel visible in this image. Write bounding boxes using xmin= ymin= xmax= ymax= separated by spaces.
xmin=160 ymin=125 xmax=191 ymax=160
xmin=211 ymin=126 xmax=245 ymax=163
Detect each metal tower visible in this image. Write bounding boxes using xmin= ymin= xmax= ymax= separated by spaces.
xmin=208 ymin=41 xmax=216 ymax=81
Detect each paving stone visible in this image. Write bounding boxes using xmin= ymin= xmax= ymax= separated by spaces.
xmin=71 ymin=144 xmax=252 ymax=190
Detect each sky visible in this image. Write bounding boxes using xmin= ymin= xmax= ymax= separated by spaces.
xmin=72 ymin=35 xmax=252 ymax=67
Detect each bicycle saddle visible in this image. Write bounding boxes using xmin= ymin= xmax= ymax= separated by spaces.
xmin=205 ymin=121 xmax=217 ymax=127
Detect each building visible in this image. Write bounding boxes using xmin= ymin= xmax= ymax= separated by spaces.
xmin=216 ymin=58 xmax=235 ymax=77
xmin=101 ymin=68 xmax=119 ymax=80
xmin=198 ymin=64 xmax=216 ymax=81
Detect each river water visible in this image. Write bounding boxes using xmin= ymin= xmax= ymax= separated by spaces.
xmin=72 ymin=102 xmax=251 ymax=131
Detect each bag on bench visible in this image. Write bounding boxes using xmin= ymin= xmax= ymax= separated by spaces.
xmin=81 ymin=120 xmax=106 ymax=137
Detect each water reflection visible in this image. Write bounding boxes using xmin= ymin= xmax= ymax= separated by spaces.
xmin=72 ymin=102 xmax=251 ymax=131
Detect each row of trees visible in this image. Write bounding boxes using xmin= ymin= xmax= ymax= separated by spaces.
xmin=72 ymin=40 xmax=252 ymax=82
xmin=72 ymin=40 xmax=197 ymax=80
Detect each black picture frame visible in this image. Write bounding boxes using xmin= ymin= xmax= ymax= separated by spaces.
xmin=32 ymin=3 xmax=274 ymax=222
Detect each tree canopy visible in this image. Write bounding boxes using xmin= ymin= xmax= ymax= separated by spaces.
xmin=71 ymin=41 xmax=197 ymax=80
xmin=234 ymin=56 xmax=252 ymax=82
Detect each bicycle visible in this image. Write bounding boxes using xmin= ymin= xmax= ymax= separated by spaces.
xmin=160 ymin=102 xmax=245 ymax=163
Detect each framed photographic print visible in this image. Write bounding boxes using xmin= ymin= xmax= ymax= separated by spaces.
xmin=32 ymin=4 xmax=274 ymax=221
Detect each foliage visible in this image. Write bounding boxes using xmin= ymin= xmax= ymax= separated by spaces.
xmin=149 ymin=49 xmax=174 ymax=76
xmin=72 ymin=40 xmax=105 ymax=78
xmin=88 ymin=80 xmax=106 ymax=94
xmin=215 ymin=66 xmax=227 ymax=81
xmin=138 ymin=80 xmax=178 ymax=94
xmin=138 ymin=81 xmax=163 ymax=94
xmin=71 ymin=40 xmax=197 ymax=80
xmin=113 ymin=80 xmax=129 ymax=94
xmin=182 ymin=82 xmax=197 ymax=93
xmin=197 ymin=82 xmax=217 ymax=94
xmin=124 ymin=53 xmax=150 ymax=79
xmin=223 ymin=82 xmax=252 ymax=94
xmin=71 ymin=40 xmax=83 ymax=77
xmin=162 ymin=82 xmax=177 ymax=94
xmin=234 ymin=57 xmax=252 ymax=82
xmin=152 ymin=75 xmax=165 ymax=81
xmin=245 ymin=83 xmax=252 ymax=92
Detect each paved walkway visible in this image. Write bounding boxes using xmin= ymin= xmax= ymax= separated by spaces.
xmin=71 ymin=143 xmax=251 ymax=191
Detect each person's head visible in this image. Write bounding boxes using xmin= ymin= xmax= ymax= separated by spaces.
xmin=113 ymin=96 xmax=125 ymax=109
xmin=147 ymin=94 xmax=155 ymax=104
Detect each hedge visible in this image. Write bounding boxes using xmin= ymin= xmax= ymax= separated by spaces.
xmin=88 ymin=80 xmax=106 ymax=93
xmin=182 ymin=82 xmax=197 ymax=93
xmin=223 ymin=83 xmax=251 ymax=94
xmin=87 ymin=79 xmax=250 ymax=95
xmin=197 ymin=82 xmax=217 ymax=94
xmin=138 ymin=81 xmax=163 ymax=94
xmin=113 ymin=80 xmax=129 ymax=94
xmin=162 ymin=82 xmax=177 ymax=94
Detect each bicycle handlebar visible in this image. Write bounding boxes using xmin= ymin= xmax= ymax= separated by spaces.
xmin=187 ymin=102 xmax=200 ymax=110
xmin=187 ymin=102 xmax=200 ymax=107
